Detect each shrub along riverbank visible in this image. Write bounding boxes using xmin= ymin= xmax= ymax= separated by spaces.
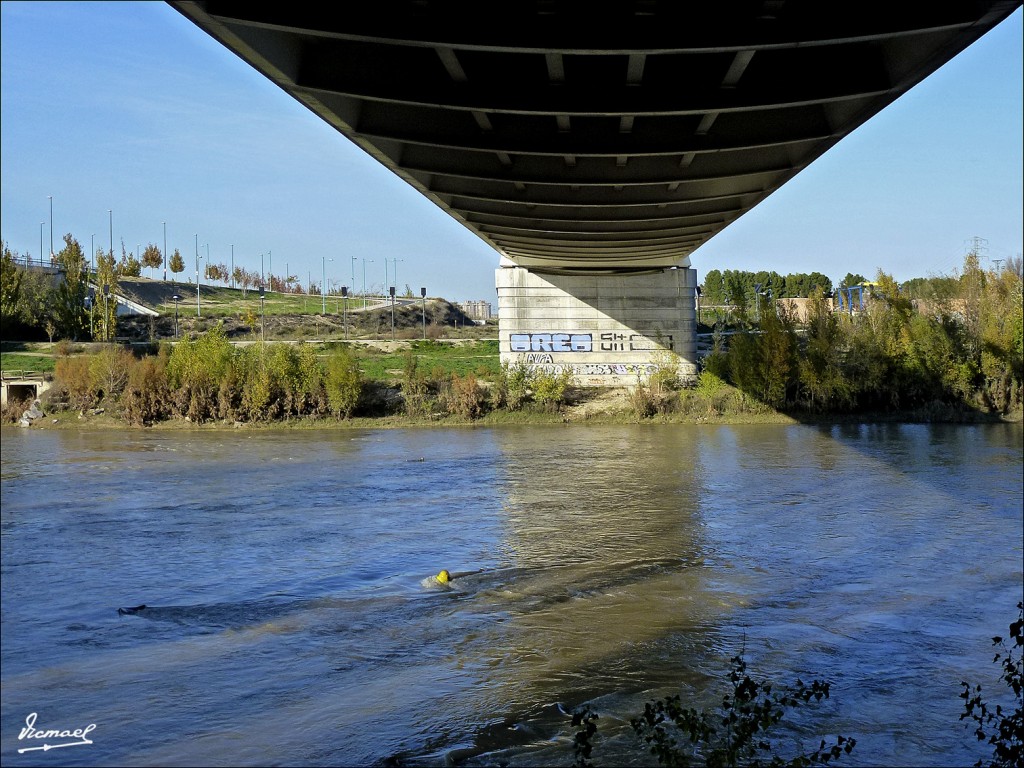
xmin=4 ymin=262 xmax=1021 ymax=428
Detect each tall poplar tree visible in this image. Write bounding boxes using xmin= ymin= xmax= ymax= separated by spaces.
xmin=54 ymin=234 xmax=88 ymax=340
xmin=94 ymin=249 xmax=120 ymax=341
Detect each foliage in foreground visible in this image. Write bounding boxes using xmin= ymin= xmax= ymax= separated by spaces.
xmin=960 ymin=601 xmax=1024 ymax=768
xmin=34 ymin=327 xmax=577 ymax=425
xmin=571 ymin=603 xmax=1024 ymax=767
xmin=572 ymin=653 xmax=855 ymax=768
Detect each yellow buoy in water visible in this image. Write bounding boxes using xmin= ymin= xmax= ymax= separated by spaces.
xmin=422 ymin=569 xmax=452 ymax=588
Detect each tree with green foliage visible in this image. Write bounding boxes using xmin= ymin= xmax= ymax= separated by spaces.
xmin=728 ymin=301 xmax=798 ymax=409
xmin=14 ymin=262 xmax=56 ymax=339
xmin=264 ymin=342 xmax=327 ymax=417
xmin=532 ymin=367 xmax=575 ymax=411
xmin=798 ymin=287 xmax=853 ymax=411
xmin=325 ymin=347 xmax=363 ymax=418
xmin=808 ymin=271 xmax=834 ymax=297
xmin=141 ymin=243 xmax=163 ymax=273
xmin=494 ymin=359 xmax=534 ymax=411
xmin=0 ymin=241 xmax=24 ymax=329
xmin=53 ymin=234 xmax=88 ymax=340
xmin=169 ymin=248 xmax=185 ymax=278
xmin=724 ymin=271 xmax=751 ymax=322
xmin=838 ymin=273 xmax=867 ymax=291
xmin=118 ymin=241 xmax=142 ymax=277
xmin=701 ymin=269 xmax=727 ymax=306
xmin=401 ymin=349 xmax=432 ymax=416
xmin=965 ymin=255 xmax=1023 ymax=412
xmin=93 ymin=249 xmax=120 ymax=341
xmin=167 ymin=323 xmax=233 ymax=421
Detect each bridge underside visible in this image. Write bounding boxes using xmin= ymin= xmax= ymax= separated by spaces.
xmin=169 ymin=1 xmax=1019 ymax=383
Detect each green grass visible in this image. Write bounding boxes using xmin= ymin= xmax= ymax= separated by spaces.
xmin=146 ymin=282 xmax=411 ymax=318
xmin=0 ymin=335 xmax=501 ymax=393
xmin=343 ymin=339 xmax=500 ymax=382
xmin=1 ymin=352 xmax=55 ymax=373
xmin=0 ymin=338 xmax=501 ymax=383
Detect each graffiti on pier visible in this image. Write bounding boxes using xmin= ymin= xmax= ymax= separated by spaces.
xmin=525 ymin=362 xmax=660 ymax=377
xmin=509 ymin=332 xmax=672 ymax=354
xmin=524 ymin=353 xmax=554 ymax=364
xmin=599 ymin=333 xmax=673 ymax=352
xmin=510 ymin=333 xmax=593 ymax=353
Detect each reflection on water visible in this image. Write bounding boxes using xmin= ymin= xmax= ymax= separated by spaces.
xmin=1 ymin=423 xmax=1021 ymax=767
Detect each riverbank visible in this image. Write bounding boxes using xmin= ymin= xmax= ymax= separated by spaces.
xmin=8 ymin=385 xmax=1019 ymax=432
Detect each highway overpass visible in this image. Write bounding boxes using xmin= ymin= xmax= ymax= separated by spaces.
xmin=167 ymin=1 xmax=1020 ymax=384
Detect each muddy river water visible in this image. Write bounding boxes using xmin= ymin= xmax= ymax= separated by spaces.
xmin=1 ymin=422 xmax=1021 ymax=766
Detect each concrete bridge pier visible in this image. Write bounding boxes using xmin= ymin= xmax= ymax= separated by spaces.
xmin=496 ymin=260 xmax=699 ymax=388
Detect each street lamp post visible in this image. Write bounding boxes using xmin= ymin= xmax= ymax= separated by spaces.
xmin=195 ymin=234 xmax=202 ymax=317
xmin=108 ymin=210 xmax=113 ymax=269
xmin=390 ymin=285 xmax=396 ymax=341
xmin=48 ymin=196 xmax=53 ymax=261
xmin=342 ymin=286 xmax=348 ymax=340
xmin=421 ymin=287 xmax=427 ymax=339
xmin=391 ymin=258 xmax=404 ymax=294
xmin=362 ymin=258 xmax=373 ymax=309
xmin=259 ymin=285 xmax=266 ymax=342
xmin=162 ymin=222 xmax=167 ymax=282
xmin=322 ymin=256 xmax=333 ymax=314
xmin=171 ymin=292 xmax=181 ymax=339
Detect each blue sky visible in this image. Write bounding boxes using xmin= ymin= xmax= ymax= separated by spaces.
xmin=2 ymin=2 xmax=1021 ymax=301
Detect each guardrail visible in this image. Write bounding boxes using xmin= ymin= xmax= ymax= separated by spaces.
xmin=8 ymin=254 xmax=62 ymax=270
xmin=0 ymin=370 xmax=50 ymax=381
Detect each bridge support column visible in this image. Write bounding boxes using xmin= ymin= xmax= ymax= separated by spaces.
xmin=496 ymin=264 xmax=698 ymax=387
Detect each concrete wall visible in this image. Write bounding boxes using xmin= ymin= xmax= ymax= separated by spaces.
xmin=496 ymin=266 xmax=698 ymax=387
xmin=1 ymin=378 xmax=51 ymax=407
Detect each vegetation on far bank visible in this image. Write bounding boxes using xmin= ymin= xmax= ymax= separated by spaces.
xmin=3 ymin=236 xmax=1021 ymax=428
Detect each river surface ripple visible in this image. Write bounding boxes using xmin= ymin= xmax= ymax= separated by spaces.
xmin=1 ymin=422 xmax=1021 ymax=767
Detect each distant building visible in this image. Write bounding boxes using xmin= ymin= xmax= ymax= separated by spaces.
xmin=460 ymin=300 xmax=493 ymax=322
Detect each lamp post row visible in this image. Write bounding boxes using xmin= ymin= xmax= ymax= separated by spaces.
xmin=40 ymin=196 xmax=431 ymax=337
